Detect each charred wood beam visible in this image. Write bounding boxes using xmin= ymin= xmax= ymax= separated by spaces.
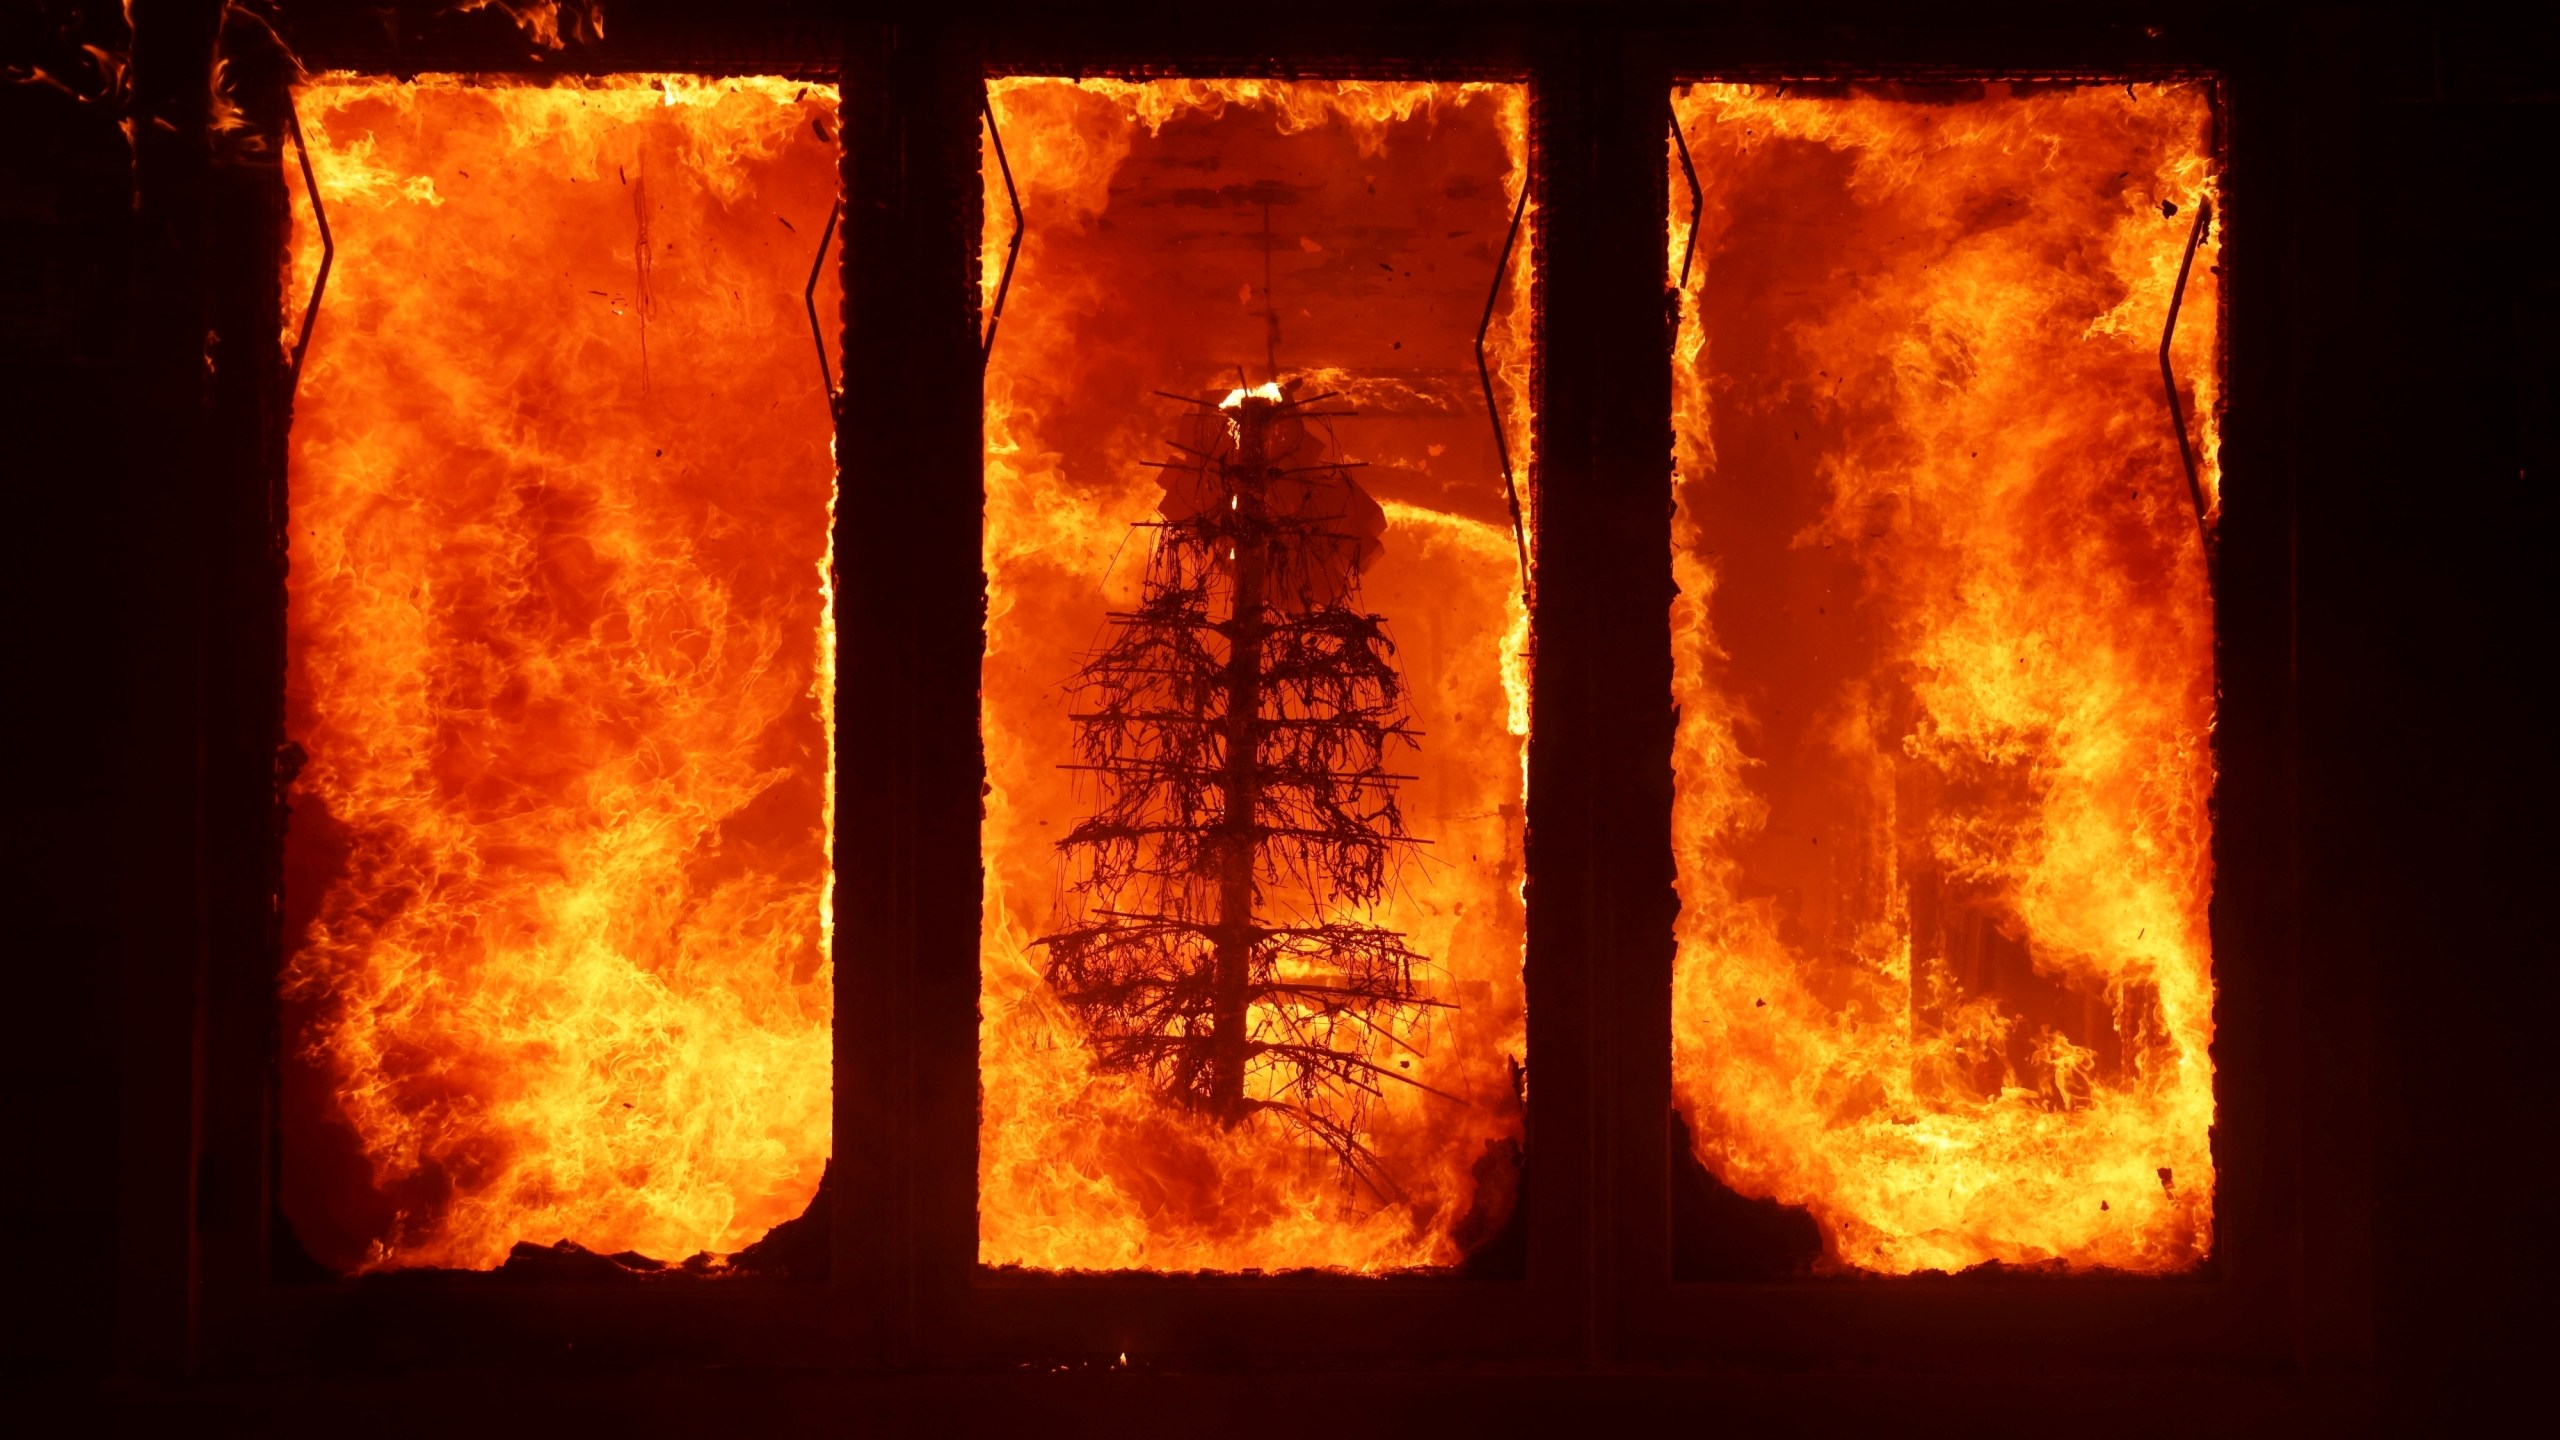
xmin=118 ymin=0 xmax=227 ymax=1377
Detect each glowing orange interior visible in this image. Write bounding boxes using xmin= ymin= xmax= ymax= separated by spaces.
xmin=1668 ymin=81 xmax=2221 ymax=1274
xmin=978 ymin=79 xmax=1534 ymax=1272
xmin=279 ymin=75 xmax=841 ymax=1272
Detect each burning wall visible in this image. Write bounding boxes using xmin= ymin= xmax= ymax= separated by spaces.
xmin=279 ymin=76 xmax=841 ymax=1272
xmin=978 ymin=79 xmax=1533 ymax=1272
xmin=1667 ymin=82 xmax=2222 ymax=1274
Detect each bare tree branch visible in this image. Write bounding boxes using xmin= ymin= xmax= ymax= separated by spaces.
xmin=1036 ymin=384 xmax=1446 ymax=1190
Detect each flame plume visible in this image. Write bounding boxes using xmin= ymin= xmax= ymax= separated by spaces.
xmin=280 ymin=76 xmax=840 ymax=1272
xmin=981 ymin=79 xmax=1532 ymax=1272
xmin=1668 ymin=81 xmax=2221 ymax=1275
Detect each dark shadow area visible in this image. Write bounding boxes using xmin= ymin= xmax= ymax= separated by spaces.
xmin=0 ymin=0 xmax=137 ymax=1395
xmin=1452 ymin=1138 xmax=1529 ymax=1279
xmin=2341 ymin=52 xmax=2555 ymax=1434
xmin=1668 ymin=1109 xmax=1824 ymax=1281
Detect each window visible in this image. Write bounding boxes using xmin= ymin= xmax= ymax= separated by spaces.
xmin=278 ymin=75 xmax=842 ymax=1273
xmin=977 ymin=78 xmax=1535 ymax=1273
xmin=1666 ymin=80 xmax=2221 ymax=1276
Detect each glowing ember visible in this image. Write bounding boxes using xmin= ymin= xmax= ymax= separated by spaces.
xmin=279 ymin=75 xmax=840 ymax=1272
xmin=980 ymin=78 xmax=1532 ymax=1272
xmin=1668 ymin=81 xmax=2220 ymax=1274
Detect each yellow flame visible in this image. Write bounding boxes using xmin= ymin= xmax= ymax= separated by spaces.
xmin=1668 ymin=81 xmax=2219 ymax=1274
xmin=281 ymin=74 xmax=840 ymax=1271
xmin=978 ymin=78 xmax=1533 ymax=1272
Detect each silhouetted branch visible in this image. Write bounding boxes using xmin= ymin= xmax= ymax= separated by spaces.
xmin=1038 ymin=384 xmax=1447 ymax=1190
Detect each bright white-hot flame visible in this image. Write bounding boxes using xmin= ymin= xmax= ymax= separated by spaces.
xmin=1221 ymin=382 xmax=1286 ymax=407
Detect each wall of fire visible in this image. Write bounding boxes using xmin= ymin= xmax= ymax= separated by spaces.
xmin=267 ymin=68 xmax=2216 ymax=1285
xmin=7 ymin=0 xmax=2548 ymax=1424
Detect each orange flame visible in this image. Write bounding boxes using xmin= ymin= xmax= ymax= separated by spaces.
xmin=280 ymin=75 xmax=840 ymax=1272
xmin=450 ymin=0 xmax=606 ymax=52
xmin=979 ymin=78 xmax=1532 ymax=1271
xmin=1668 ymin=81 xmax=2220 ymax=1274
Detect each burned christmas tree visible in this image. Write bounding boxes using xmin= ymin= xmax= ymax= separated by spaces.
xmin=1040 ymin=382 xmax=1442 ymax=1191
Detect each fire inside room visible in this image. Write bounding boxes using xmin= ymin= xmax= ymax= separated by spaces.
xmin=976 ymin=78 xmax=1533 ymax=1274
xmin=1666 ymin=82 xmax=2220 ymax=1277
xmin=30 ymin=2 xmax=2539 ymax=1427
xmin=278 ymin=76 xmax=842 ymax=1274
xmin=272 ymin=72 xmax=2205 ymax=1283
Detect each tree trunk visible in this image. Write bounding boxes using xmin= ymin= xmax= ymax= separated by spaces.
xmin=1210 ymin=404 xmax=1270 ymax=1122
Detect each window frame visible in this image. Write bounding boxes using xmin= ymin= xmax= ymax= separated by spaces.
xmin=159 ymin=7 xmax=2344 ymax=1380
xmin=191 ymin=29 xmax=860 ymax=1374
xmin=1606 ymin=22 xmax=2319 ymax=1370
xmin=875 ymin=15 xmax=1592 ymax=1367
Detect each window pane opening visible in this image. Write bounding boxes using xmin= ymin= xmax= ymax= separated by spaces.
xmin=278 ymin=75 xmax=842 ymax=1276
xmin=1667 ymin=81 xmax=2221 ymax=1277
xmin=979 ymin=78 xmax=1535 ymax=1274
